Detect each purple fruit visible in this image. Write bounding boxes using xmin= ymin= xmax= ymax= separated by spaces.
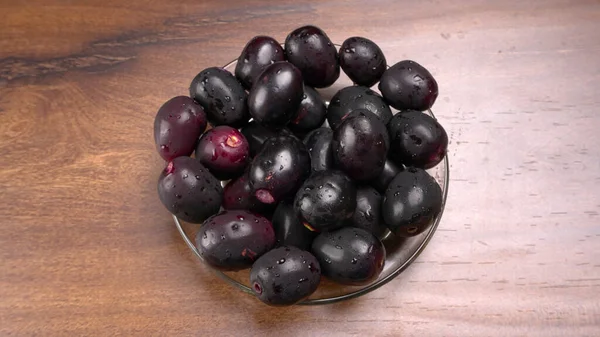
xmin=378 ymin=60 xmax=438 ymax=111
xmin=222 ymin=173 xmax=273 ymax=215
xmin=240 ymin=121 xmax=292 ymax=157
xmin=157 ymin=156 xmax=222 ymax=224
xmin=153 ymin=96 xmax=207 ymax=161
xmin=196 ymin=210 xmax=275 ymax=271
xmin=350 ymin=186 xmax=387 ymax=238
xmin=284 ymin=25 xmax=340 ymax=88
xmin=326 ymin=86 xmax=392 ymax=130
xmin=371 ymin=159 xmax=404 ymax=193
xmin=272 ymin=201 xmax=318 ymax=251
xmin=339 ymin=37 xmax=387 ymax=87
xmin=235 ymin=36 xmax=285 ymax=90
xmin=288 ymin=86 xmax=327 ymax=135
xmin=302 ymin=127 xmax=334 ymax=173
xmin=195 ymin=126 xmax=249 ymax=180
xmin=190 ymin=67 xmax=249 ymax=127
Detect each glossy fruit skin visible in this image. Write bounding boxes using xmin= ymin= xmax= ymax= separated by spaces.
xmin=235 ymin=36 xmax=285 ymax=90
xmin=371 ymin=159 xmax=404 ymax=194
xmin=248 ymin=62 xmax=304 ymax=128
xmin=326 ymin=86 xmax=392 ymax=130
xmin=272 ymin=201 xmax=318 ymax=251
xmin=351 ymin=186 xmax=387 ymax=238
xmin=302 ymin=127 xmax=334 ymax=173
xmin=154 ymin=96 xmax=207 ymax=161
xmin=382 ymin=167 xmax=443 ymax=237
xmin=294 ymin=170 xmax=356 ymax=232
xmin=157 ymin=156 xmax=222 ymax=224
xmin=288 ymin=86 xmax=327 ymax=135
xmin=222 ymin=173 xmax=274 ymax=215
xmin=195 ymin=126 xmax=249 ymax=180
xmin=250 ymin=246 xmax=321 ymax=306
xmin=240 ymin=121 xmax=292 ymax=157
xmin=378 ymin=60 xmax=439 ymax=111
xmin=387 ymin=110 xmax=448 ymax=169
xmin=189 ymin=67 xmax=249 ymax=127
xmin=339 ymin=37 xmax=387 ymax=87
xmin=248 ymin=135 xmax=311 ymax=204
xmin=196 ymin=210 xmax=275 ymax=271
xmin=284 ymin=25 xmax=340 ymax=88
xmin=311 ymin=227 xmax=385 ymax=285
xmin=332 ymin=109 xmax=389 ymax=181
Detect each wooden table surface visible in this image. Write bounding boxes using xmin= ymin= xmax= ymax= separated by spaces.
xmin=1 ymin=0 xmax=599 ymax=336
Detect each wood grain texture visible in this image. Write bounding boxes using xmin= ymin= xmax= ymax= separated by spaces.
xmin=1 ymin=0 xmax=600 ymax=336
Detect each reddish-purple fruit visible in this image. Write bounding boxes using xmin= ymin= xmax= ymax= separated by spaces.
xmin=332 ymin=109 xmax=389 ymax=181
xmin=157 ymin=156 xmax=222 ymax=224
xmin=241 ymin=121 xmax=293 ymax=157
xmin=153 ymin=96 xmax=207 ymax=161
xmin=248 ymin=135 xmax=311 ymax=204
xmin=235 ymin=36 xmax=285 ymax=90
xmin=222 ymin=173 xmax=274 ymax=215
xmin=196 ymin=210 xmax=276 ymax=271
xmin=379 ymin=60 xmax=439 ymax=111
xmin=387 ymin=110 xmax=448 ymax=169
xmin=190 ymin=67 xmax=249 ymax=127
xmin=326 ymin=86 xmax=392 ymax=130
xmin=195 ymin=126 xmax=249 ymax=180
xmin=302 ymin=128 xmax=334 ymax=173
xmin=339 ymin=37 xmax=387 ymax=87
xmin=288 ymin=86 xmax=327 ymax=135
xmin=248 ymin=62 xmax=304 ymax=128
xmin=284 ymin=25 xmax=340 ymax=88
xmin=272 ymin=201 xmax=318 ymax=251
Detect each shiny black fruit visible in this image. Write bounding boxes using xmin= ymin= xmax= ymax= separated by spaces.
xmin=272 ymin=201 xmax=318 ymax=251
xmin=294 ymin=170 xmax=356 ymax=232
xmin=288 ymin=86 xmax=327 ymax=135
xmin=382 ymin=168 xmax=443 ymax=237
xmin=371 ymin=159 xmax=403 ymax=194
xmin=302 ymin=127 xmax=334 ymax=173
xmin=249 ymin=135 xmax=311 ymax=204
xmin=154 ymin=96 xmax=207 ymax=161
xmin=379 ymin=60 xmax=438 ymax=111
xmin=157 ymin=156 xmax=222 ymax=223
xmin=240 ymin=121 xmax=292 ymax=157
xmin=351 ymin=186 xmax=387 ymax=238
xmin=250 ymin=246 xmax=321 ymax=306
xmin=284 ymin=25 xmax=340 ymax=88
xmin=196 ymin=210 xmax=275 ymax=271
xmin=311 ymin=227 xmax=385 ymax=285
xmin=195 ymin=126 xmax=249 ymax=180
xmin=190 ymin=67 xmax=249 ymax=127
xmin=222 ymin=173 xmax=273 ymax=215
xmin=387 ymin=110 xmax=448 ymax=169
xmin=248 ymin=62 xmax=304 ymax=128
xmin=332 ymin=109 xmax=389 ymax=181
xmin=326 ymin=86 xmax=392 ymax=130
xmin=339 ymin=37 xmax=387 ymax=87
xmin=235 ymin=36 xmax=285 ymax=90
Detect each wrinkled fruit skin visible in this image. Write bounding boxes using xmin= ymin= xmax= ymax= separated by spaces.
xmin=195 ymin=126 xmax=249 ymax=180
xmin=157 ymin=156 xmax=222 ymax=224
xmin=272 ymin=201 xmax=318 ymax=251
xmin=332 ymin=109 xmax=389 ymax=181
xmin=249 ymin=135 xmax=311 ymax=204
xmin=288 ymin=86 xmax=327 ymax=135
xmin=285 ymin=25 xmax=340 ymax=88
xmin=196 ymin=210 xmax=275 ymax=271
xmin=222 ymin=173 xmax=274 ymax=216
xmin=371 ymin=159 xmax=404 ymax=194
xmin=339 ymin=37 xmax=387 ymax=87
xmin=326 ymin=86 xmax=392 ymax=130
xmin=235 ymin=36 xmax=285 ymax=90
xmin=302 ymin=127 xmax=334 ymax=173
xmin=153 ymin=96 xmax=207 ymax=161
xmin=350 ymin=186 xmax=387 ymax=238
xmin=378 ymin=60 xmax=438 ymax=111
xmin=382 ymin=168 xmax=443 ymax=237
xmin=240 ymin=121 xmax=292 ymax=157
xmin=294 ymin=170 xmax=356 ymax=232
xmin=311 ymin=227 xmax=385 ymax=285
xmin=189 ymin=67 xmax=249 ymax=127
xmin=248 ymin=62 xmax=304 ymax=128
xmin=250 ymin=246 xmax=321 ymax=306
xmin=387 ymin=110 xmax=448 ymax=169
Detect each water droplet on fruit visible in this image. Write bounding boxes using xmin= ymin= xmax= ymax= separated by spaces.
xmin=254 ymin=219 xmax=259 ymax=223
xmin=298 ymin=278 xmax=308 ymax=283
xmin=232 ymin=224 xmax=239 ymax=230
xmin=275 ymin=273 xmax=280 ymax=278
xmin=195 ymin=175 xmax=201 ymax=180
xmin=277 ymin=258 xmax=286 ymax=264
xmin=335 ymin=245 xmax=342 ymax=249
xmin=175 ymin=194 xmax=182 ymax=199
xmin=324 ymin=258 xmax=332 ymax=264
xmin=237 ymin=215 xmax=245 ymax=221
xmin=351 ymin=258 xmax=358 ymax=264
xmin=220 ymin=235 xmax=226 ymax=240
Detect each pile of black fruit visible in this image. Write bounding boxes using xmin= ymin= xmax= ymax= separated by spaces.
xmin=154 ymin=25 xmax=448 ymax=306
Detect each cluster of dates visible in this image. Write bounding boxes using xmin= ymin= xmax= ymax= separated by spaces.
xmin=154 ymin=25 xmax=448 ymax=306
